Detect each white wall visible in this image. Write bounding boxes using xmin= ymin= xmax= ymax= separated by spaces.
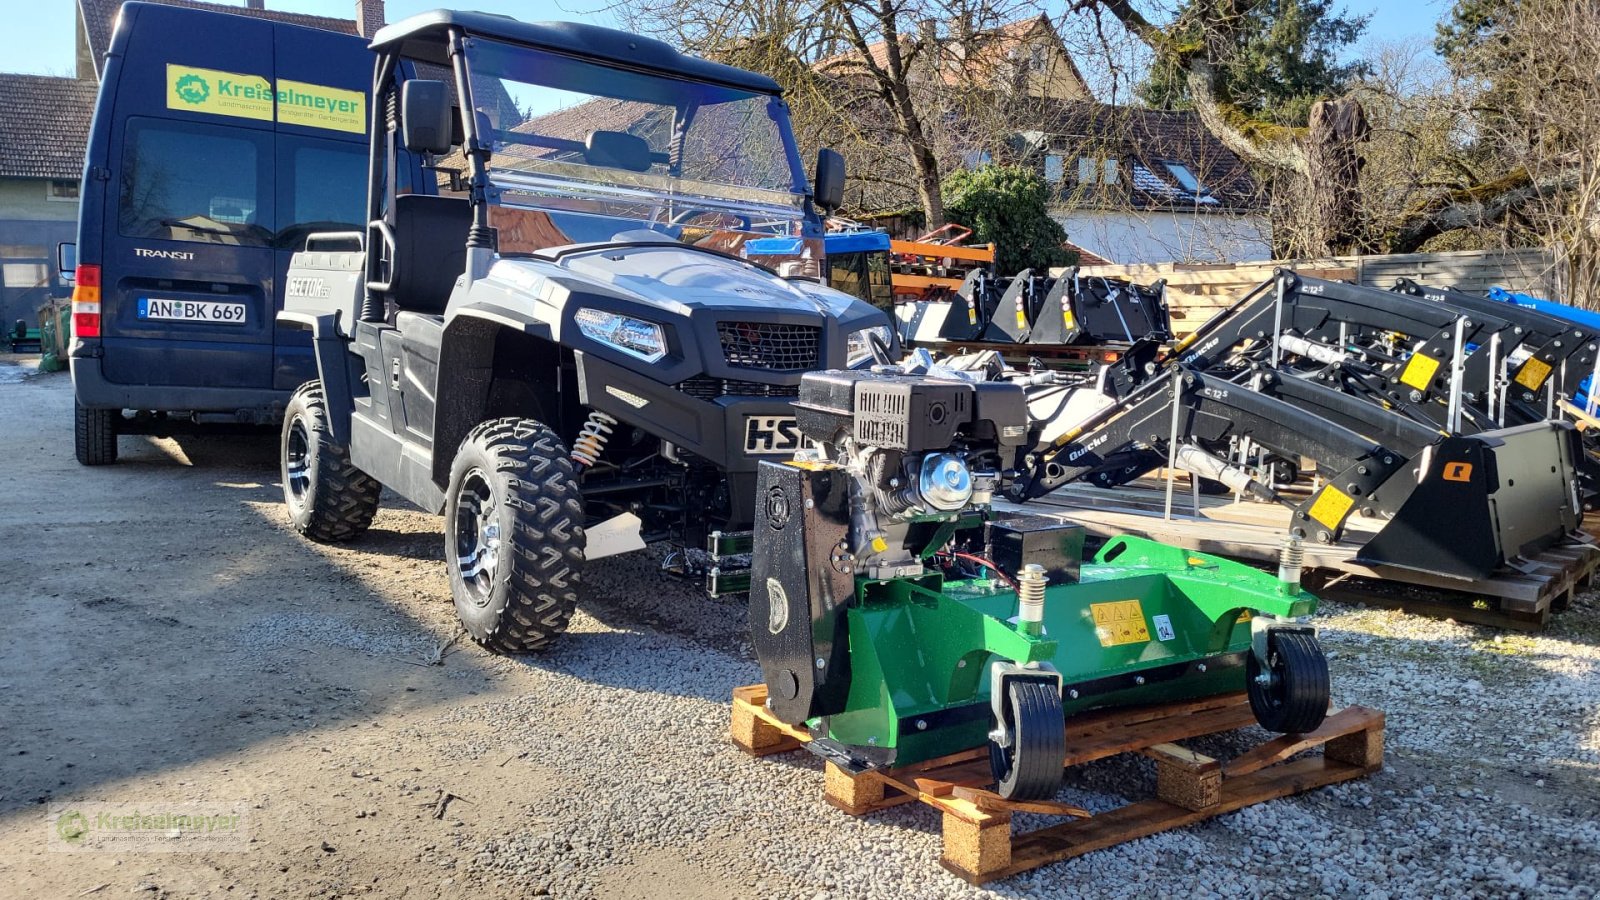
xmin=1053 ymin=208 xmax=1271 ymax=265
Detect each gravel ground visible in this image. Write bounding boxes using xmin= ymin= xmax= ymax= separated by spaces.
xmin=1 ymin=356 xmax=1598 ymax=899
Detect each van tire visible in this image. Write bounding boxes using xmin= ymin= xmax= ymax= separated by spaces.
xmin=75 ymin=401 xmax=118 ymax=466
xmin=445 ymin=418 xmax=584 ymax=654
xmin=281 ymin=382 xmax=380 ymax=543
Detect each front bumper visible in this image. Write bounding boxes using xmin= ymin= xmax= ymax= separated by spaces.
xmin=574 ymin=351 xmax=799 ymax=474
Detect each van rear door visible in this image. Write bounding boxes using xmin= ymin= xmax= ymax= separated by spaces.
xmin=98 ymin=10 xmax=280 ymax=390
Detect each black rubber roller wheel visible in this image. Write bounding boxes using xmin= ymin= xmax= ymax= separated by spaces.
xmin=1248 ymin=630 xmax=1330 ymax=734
xmin=988 ymin=679 xmax=1066 ymax=801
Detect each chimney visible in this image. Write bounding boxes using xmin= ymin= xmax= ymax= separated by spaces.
xmin=917 ymin=18 xmax=938 ymax=49
xmin=354 ymin=0 xmax=385 ymax=39
xmin=245 ymin=0 xmax=264 ymax=9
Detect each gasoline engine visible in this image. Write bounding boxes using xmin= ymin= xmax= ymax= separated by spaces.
xmin=751 ymin=369 xmax=1333 ymax=800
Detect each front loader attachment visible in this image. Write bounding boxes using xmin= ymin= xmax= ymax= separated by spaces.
xmin=1357 ymin=420 xmax=1583 ymax=579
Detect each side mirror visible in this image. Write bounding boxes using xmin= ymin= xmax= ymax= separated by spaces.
xmin=814 ymin=148 xmax=845 ymax=213
xmin=400 ymin=80 xmax=453 ymax=155
xmin=57 ymin=242 xmax=76 ymax=280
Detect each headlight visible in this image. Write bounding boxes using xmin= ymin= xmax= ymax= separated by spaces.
xmin=575 ymin=308 xmax=668 ymax=363
xmin=846 ymin=325 xmax=894 ymax=364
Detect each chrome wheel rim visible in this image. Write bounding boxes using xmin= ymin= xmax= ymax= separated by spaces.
xmin=454 ymin=468 xmax=500 ymax=608
xmin=285 ymin=416 xmax=312 ymax=510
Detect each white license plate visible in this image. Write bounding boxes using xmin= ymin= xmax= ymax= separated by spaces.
xmin=743 ymin=415 xmax=812 ymax=455
xmin=137 ymin=297 xmax=248 ymax=325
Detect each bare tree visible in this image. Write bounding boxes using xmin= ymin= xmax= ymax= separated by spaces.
xmin=610 ymin=0 xmax=1051 ymax=227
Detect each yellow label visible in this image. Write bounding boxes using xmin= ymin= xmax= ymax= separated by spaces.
xmin=1062 ymin=306 xmax=1075 ymax=330
xmin=1090 ymin=599 xmax=1151 ymax=647
xmin=1399 ymin=353 xmax=1441 ymax=390
xmin=1015 ymin=301 xmax=1028 ymax=329
xmin=166 ymin=65 xmax=366 ymax=133
xmin=276 ymin=78 xmax=366 ymax=134
xmin=967 ymin=304 xmax=977 ymax=324
xmin=1514 ymin=356 xmax=1553 ymax=391
xmin=1306 ymin=485 xmax=1355 ymax=529
xmin=167 ymin=64 xmax=273 ymax=122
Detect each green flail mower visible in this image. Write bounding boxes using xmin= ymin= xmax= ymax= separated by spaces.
xmin=750 ymin=369 xmax=1330 ymax=800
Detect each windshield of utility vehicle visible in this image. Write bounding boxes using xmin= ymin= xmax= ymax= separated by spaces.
xmin=462 ymin=38 xmax=816 ymax=258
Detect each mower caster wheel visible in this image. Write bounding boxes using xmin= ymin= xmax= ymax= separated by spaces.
xmin=988 ymin=679 xmax=1066 ymax=801
xmin=1248 ymin=629 xmax=1330 ymax=734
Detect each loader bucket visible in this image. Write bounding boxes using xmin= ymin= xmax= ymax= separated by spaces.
xmin=937 ymin=269 xmax=991 ymax=342
xmin=1356 ymin=421 xmax=1583 ymax=580
xmin=1027 ymin=275 xmax=1082 ymax=344
xmin=980 ymin=270 xmax=1035 ymax=342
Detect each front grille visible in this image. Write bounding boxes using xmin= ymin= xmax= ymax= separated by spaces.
xmin=716 ymin=322 xmax=821 ymax=371
xmin=675 ymin=375 xmax=800 ymax=401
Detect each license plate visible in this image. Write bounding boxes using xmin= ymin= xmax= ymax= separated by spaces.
xmin=137 ymin=297 xmax=248 ymax=325
xmin=743 ymin=415 xmax=812 ymax=455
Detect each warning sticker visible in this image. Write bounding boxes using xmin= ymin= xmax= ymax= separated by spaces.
xmin=1091 ymin=599 xmax=1152 ymax=647
xmin=1015 ymin=299 xmax=1028 ymax=329
xmin=1514 ymin=356 xmax=1553 ymax=391
xmin=1152 ymin=614 xmax=1176 ymax=641
xmin=1307 ymin=485 xmax=1355 ymax=529
xmin=1399 ymin=353 xmax=1441 ymax=390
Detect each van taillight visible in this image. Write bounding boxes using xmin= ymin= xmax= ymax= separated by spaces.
xmin=72 ymin=264 xmax=102 ymax=338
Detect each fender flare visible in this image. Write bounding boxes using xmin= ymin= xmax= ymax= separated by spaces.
xmin=430 ymin=304 xmax=559 ymax=486
xmin=278 ymin=310 xmax=357 ymax=445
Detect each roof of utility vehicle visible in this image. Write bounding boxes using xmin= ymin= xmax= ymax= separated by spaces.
xmin=368 ymin=10 xmax=783 ymax=95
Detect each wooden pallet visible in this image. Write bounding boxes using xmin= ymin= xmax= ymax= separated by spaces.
xmin=731 ymin=685 xmax=1384 ymax=884
xmin=1001 ymin=486 xmax=1600 ymax=631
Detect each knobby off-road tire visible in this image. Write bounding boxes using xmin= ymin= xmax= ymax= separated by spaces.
xmin=445 ymin=418 xmax=584 ymax=654
xmin=281 ymin=382 xmax=380 ymax=543
xmin=75 ymin=400 xmax=118 ymax=466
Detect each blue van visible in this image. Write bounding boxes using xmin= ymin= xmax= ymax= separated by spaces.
xmin=68 ymin=2 xmax=421 ymax=464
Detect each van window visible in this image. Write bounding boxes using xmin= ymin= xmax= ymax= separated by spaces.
xmin=119 ymin=119 xmax=273 ymax=247
xmin=277 ymin=136 xmax=367 ymax=250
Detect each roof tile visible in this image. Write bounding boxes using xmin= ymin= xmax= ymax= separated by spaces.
xmin=0 ymin=74 xmax=100 ymax=179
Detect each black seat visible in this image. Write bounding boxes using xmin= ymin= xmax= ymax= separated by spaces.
xmin=389 ymin=194 xmax=472 ymax=314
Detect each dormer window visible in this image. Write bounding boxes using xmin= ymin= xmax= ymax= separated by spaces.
xmin=1163 ymin=161 xmax=1203 ymax=194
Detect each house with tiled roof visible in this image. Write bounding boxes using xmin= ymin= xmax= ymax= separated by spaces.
xmin=815 ymin=16 xmax=1267 ymax=265
xmin=1025 ymin=100 xmax=1271 ymax=264
xmin=0 ymin=0 xmax=386 ymax=327
xmin=817 ymin=14 xmax=1091 ymax=103
xmin=0 ymin=74 xmax=100 ymax=327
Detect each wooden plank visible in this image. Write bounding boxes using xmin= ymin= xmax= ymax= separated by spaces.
xmin=1060 ymin=702 xmax=1258 ymax=767
xmin=953 ymin=755 xmax=1373 ymax=884
xmin=1221 ymin=707 xmax=1381 ymax=777
xmin=950 ymin=786 xmax=1093 ymax=819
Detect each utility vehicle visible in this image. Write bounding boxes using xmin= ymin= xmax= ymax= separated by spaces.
xmin=278 ymin=10 xmax=892 ymax=652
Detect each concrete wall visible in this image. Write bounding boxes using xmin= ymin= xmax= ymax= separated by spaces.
xmin=1053 ymin=208 xmax=1272 ymax=265
xmin=0 ymin=177 xmax=79 ymax=327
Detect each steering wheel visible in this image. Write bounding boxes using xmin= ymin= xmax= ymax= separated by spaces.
xmin=869 ymin=329 xmax=895 ymax=365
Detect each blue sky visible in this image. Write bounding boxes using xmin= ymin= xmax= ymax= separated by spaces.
xmin=3 ymin=0 xmax=1451 ymax=78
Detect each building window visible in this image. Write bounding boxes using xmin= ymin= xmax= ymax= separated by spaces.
xmin=965 ymin=149 xmax=993 ymax=168
xmin=47 ymin=179 xmax=79 ymax=201
xmin=1163 ymin=161 xmax=1202 ymax=193
xmin=1029 ymin=46 xmax=1048 ymax=73
xmin=1078 ymin=156 xmax=1120 ymax=185
xmin=1044 ymin=154 xmax=1063 ymax=184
